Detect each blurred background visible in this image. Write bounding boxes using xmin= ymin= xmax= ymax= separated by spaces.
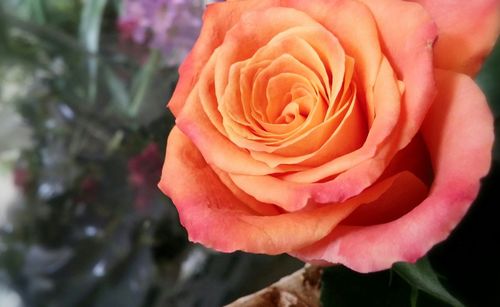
xmin=0 ymin=1 xmax=303 ymax=306
xmin=0 ymin=1 xmax=498 ymax=307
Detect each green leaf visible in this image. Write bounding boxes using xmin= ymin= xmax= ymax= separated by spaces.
xmin=78 ymin=0 xmax=107 ymax=54
xmin=393 ymin=257 xmax=465 ymax=307
xmin=2 ymin=12 xmax=84 ymax=55
xmin=128 ymin=49 xmax=162 ymax=117
xmin=111 ymin=0 xmax=123 ymax=15
xmin=321 ymin=263 xmax=460 ymax=307
xmin=28 ymin=0 xmax=46 ymax=24
xmin=104 ymin=67 xmax=130 ymax=112
xmin=78 ymin=0 xmax=107 ymax=103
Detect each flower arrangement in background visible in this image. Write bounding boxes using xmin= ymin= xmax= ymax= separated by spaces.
xmin=119 ymin=0 xmax=205 ymax=66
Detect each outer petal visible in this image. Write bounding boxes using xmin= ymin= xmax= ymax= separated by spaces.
xmin=159 ymin=127 xmax=426 ymax=254
xmin=357 ymin=0 xmax=437 ymax=150
xmin=410 ymin=0 xmax=500 ymax=76
xmin=292 ymin=70 xmax=494 ymax=272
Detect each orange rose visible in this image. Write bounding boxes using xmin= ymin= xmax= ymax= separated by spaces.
xmin=159 ymin=0 xmax=499 ymax=272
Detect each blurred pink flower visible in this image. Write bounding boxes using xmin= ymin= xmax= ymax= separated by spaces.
xmin=128 ymin=143 xmax=163 ymax=210
xmin=13 ymin=166 xmax=30 ymax=191
xmin=118 ymin=0 xmax=205 ymax=66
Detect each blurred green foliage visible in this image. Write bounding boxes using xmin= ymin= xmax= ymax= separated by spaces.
xmin=0 ymin=1 xmax=303 ymax=306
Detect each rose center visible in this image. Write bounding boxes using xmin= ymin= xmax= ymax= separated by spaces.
xmin=215 ymin=23 xmax=366 ymax=165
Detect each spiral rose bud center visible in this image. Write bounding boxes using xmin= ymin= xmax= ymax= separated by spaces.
xmin=213 ymin=20 xmax=366 ymax=169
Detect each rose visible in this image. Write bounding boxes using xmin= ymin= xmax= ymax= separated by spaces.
xmin=158 ymin=0 xmax=499 ymax=272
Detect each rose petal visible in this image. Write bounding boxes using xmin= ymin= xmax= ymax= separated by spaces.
xmin=343 ymin=136 xmax=432 ymax=225
xmin=283 ymin=57 xmax=400 ymax=182
xmin=168 ymin=0 xmax=274 ymax=116
xmin=233 ymin=0 xmax=438 ymax=208
xmin=282 ymin=0 xmax=382 ymax=99
xmin=177 ymin=87 xmax=292 ymax=175
xmin=230 ymin=57 xmax=402 ymax=208
xmin=356 ymin=0 xmax=438 ymax=152
xmin=292 ymin=69 xmax=494 ymax=272
xmin=159 ymin=127 xmax=428 ymax=250
xmin=214 ymin=7 xmax=321 ymax=101
xmin=249 ymin=92 xmax=364 ymax=168
xmin=410 ymin=0 xmax=500 ymax=76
